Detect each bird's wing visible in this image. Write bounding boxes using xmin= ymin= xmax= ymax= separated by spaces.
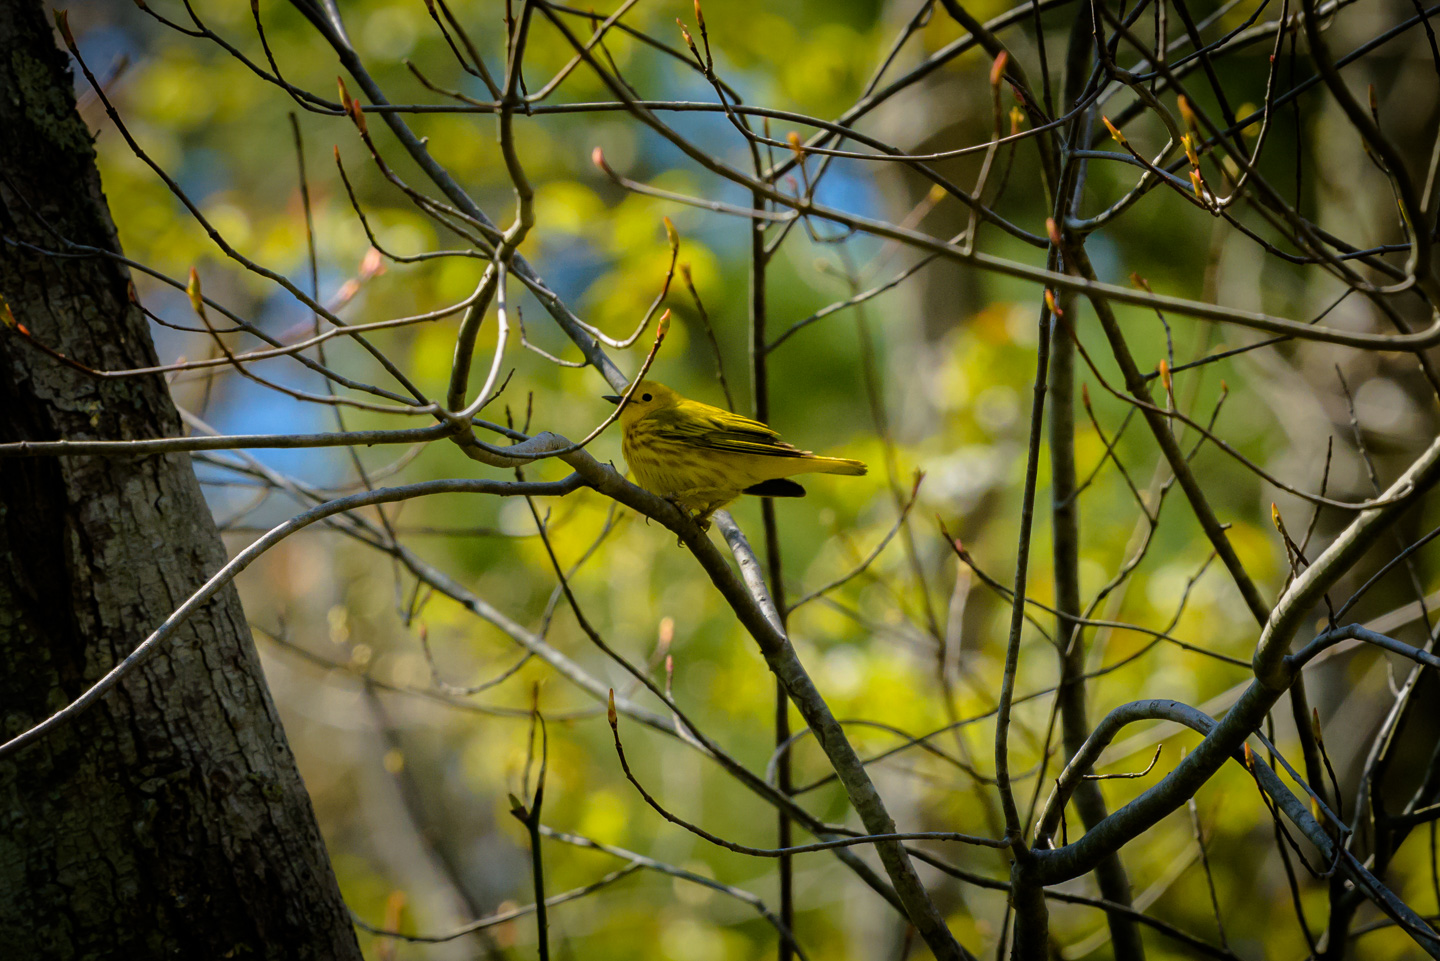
xmin=653 ymin=405 xmax=810 ymax=458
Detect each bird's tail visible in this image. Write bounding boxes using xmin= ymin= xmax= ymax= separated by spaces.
xmin=808 ymin=455 xmax=867 ymax=476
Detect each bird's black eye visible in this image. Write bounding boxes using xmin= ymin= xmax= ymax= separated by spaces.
xmin=641 ymin=392 xmax=652 ymax=402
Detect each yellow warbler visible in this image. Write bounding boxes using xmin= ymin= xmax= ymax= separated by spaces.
xmin=604 ymin=380 xmax=867 ymax=528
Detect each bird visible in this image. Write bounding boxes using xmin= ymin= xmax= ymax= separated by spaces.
xmin=603 ymin=379 xmax=867 ymax=530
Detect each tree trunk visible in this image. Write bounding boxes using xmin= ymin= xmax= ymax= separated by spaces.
xmin=0 ymin=2 xmax=363 ymax=958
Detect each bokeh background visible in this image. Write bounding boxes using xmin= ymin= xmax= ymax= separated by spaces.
xmin=63 ymin=0 xmax=1440 ymax=957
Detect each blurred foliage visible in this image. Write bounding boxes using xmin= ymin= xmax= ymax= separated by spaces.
xmin=69 ymin=0 xmax=1440 ymax=957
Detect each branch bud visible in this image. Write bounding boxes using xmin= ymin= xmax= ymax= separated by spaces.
xmin=663 ymin=216 xmax=678 ymax=251
xmin=1102 ymin=115 xmax=1126 ymax=146
xmin=186 ymin=267 xmax=205 ymax=317
xmin=676 ymin=19 xmax=698 ymax=57
xmin=607 ymin=689 xmax=617 ymax=727
xmin=360 ymin=247 xmax=385 ymax=279
xmin=989 ymin=50 xmax=1009 ymax=90
xmin=1177 ymin=95 xmax=1197 ymax=133
xmin=591 ymin=146 xmax=615 ymax=177
xmin=54 ymin=9 xmax=75 ymax=48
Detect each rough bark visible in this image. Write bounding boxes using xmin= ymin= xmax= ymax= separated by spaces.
xmin=0 ymin=2 xmax=363 ymax=958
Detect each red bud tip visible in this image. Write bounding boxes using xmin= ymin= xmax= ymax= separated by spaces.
xmin=989 ymin=51 xmax=1009 ymax=89
xmin=1046 ymin=218 xmax=1062 ymax=246
xmin=347 ymin=97 xmax=367 ymax=135
xmin=607 ymin=690 xmax=617 ymax=726
xmin=360 ymin=246 xmax=385 ymax=279
xmin=693 ymin=0 xmax=705 ymax=29
xmin=591 ymin=146 xmax=607 ymax=171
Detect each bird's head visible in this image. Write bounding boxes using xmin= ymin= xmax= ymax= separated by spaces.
xmin=602 ymin=379 xmax=680 ymax=426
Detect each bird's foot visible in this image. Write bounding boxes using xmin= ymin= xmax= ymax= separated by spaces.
xmin=663 ymin=497 xmax=712 ymax=545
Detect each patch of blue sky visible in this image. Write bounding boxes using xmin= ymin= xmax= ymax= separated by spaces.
xmin=204 ymin=358 xmax=339 ymax=480
xmin=74 ymin=24 xmax=138 ymax=92
xmin=193 ymin=287 xmax=348 ymax=484
xmin=539 ymin=238 xmax=609 ymax=307
xmin=175 ymin=148 xmax=232 ymax=205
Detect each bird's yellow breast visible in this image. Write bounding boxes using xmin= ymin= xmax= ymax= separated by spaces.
xmin=622 ymin=421 xmax=740 ymax=502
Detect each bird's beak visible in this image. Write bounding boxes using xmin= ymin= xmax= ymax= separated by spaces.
xmin=601 ymin=394 xmax=623 ymax=405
